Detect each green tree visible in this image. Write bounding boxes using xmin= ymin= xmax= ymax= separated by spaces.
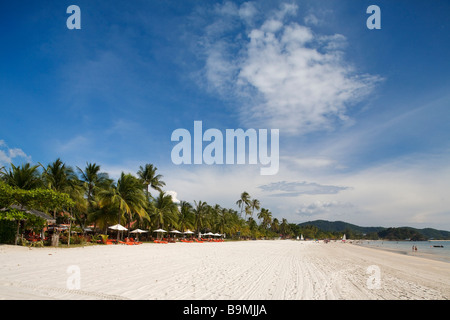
xmin=258 ymin=208 xmax=272 ymax=230
xmin=0 ymin=181 xmax=74 ymax=245
xmin=41 ymin=158 xmax=79 ymax=218
xmin=151 ymin=191 xmax=178 ymax=230
xmin=236 ymin=191 xmax=251 ymax=217
xmin=98 ymin=173 xmax=147 ymax=240
xmin=249 ymin=198 xmax=260 ymax=219
xmin=41 ymin=158 xmax=77 ymax=193
xmin=280 ymin=218 xmax=291 ymax=238
xmin=1 ymin=163 xmax=42 ymax=190
xmin=193 ymin=200 xmax=207 ymax=234
xmin=77 ymin=163 xmax=112 ymax=228
xmin=137 ymin=164 xmax=166 ymax=198
xmin=178 ymin=201 xmax=194 ymax=232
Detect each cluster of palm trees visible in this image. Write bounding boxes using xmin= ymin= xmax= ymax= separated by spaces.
xmin=1 ymin=160 xmax=291 ymax=239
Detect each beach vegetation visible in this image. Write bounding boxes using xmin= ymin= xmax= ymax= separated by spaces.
xmin=0 ymin=159 xmax=302 ymax=245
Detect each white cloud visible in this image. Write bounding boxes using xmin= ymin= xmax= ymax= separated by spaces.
xmin=304 ymin=13 xmax=319 ymax=26
xmin=166 ymin=190 xmax=180 ymax=203
xmin=198 ymin=2 xmax=381 ymax=135
xmin=0 ymin=141 xmax=31 ymax=165
xmin=258 ymin=180 xmax=350 ymax=197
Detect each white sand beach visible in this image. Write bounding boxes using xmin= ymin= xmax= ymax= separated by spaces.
xmin=0 ymin=240 xmax=449 ymax=300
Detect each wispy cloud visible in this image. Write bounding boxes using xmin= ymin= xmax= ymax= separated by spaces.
xmin=0 ymin=140 xmax=32 ymax=165
xmin=194 ymin=2 xmax=381 ymax=135
xmin=296 ymin=201 xmax=355 ymax=217
xmin=258 ymin=180 xmax=350 ymax=197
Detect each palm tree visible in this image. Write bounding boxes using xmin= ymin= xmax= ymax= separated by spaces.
xmin=76 ymin=163 xmax=111 ymax=206
xmin=193 ymin=200 xmax=207 ymax=235
xmin=217 ymin=207 xmax=229 ymax=235
xmin=41 ymin=159 xmax=79 ymax=218
xmin=76 ymin=162 xmax=112 ymax=229
xmin=236 ymin=191 xmax=251 ymax=217
xmin=41 ymin=158 xmax=77 ymax=192
xmin=98 ymin=172 xmax=147 ymax=240
xmin=280 ymin=218 xmax=291 ymax=238
xmin=151 ymin=191 xmax=178 ymax=230
xmin=257 ymin=208 xmax=272 ymax=229
xmin=178 ymin=201 xmax=194 ymax=232
xmin=249 ymin=198 xmax=260 ymax=219
xmin=1 ymin=163 xmax=42 ymax=190
xmin=137 ymin=164 xmax=166 ymax=198
xmin=271 ymin=218 xmax=280 ymax=234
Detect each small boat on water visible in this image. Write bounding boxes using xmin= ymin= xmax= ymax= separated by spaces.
xmin=433 ymin=245 xmax=444 ymax=248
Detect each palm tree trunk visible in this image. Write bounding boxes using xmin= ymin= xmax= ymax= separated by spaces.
xmin=117 ymin=212 xmax=121 ymax=241
xmin=15 ymin=220 xmax=20 ymax=246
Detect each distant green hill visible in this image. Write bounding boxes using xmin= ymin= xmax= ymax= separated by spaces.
xmin=297 ymin=220 xmax=385 ymax=234
xmin=296 ymin=220 xmax=450 ymax=240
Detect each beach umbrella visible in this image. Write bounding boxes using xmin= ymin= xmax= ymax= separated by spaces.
xmin=131 ymin=229 xmax=148 ymax=233
xmin=130 ymin=229 xmax=148 ymax=241
xmin=108 ymin=224 xmax=128 ymax=241
xmin=183 ymin=230 xmax=194 ymax=239
xmin=153 ymin=228 xmax=167 ymax=240
xmin=109 ymin=224 xmax=128 ymax=231
xmin=169 ymin=230 xmax=181 ymax=240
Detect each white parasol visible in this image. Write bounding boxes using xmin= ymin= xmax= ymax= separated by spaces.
xmin=130 ymin=229 xmax=148 ymax=241
xmin=153 ymin=228 xmax=167 ymax=240
xmin=130 ymin=229 xmax=148 ymax=233
xmin=109 ymin=224 xmax=128 ymax=241
xmin=109 ymin=224 xmax=128 ymax=231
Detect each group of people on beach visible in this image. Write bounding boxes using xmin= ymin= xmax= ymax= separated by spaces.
xmin=412 ymin=245 xmax=418 ymax=252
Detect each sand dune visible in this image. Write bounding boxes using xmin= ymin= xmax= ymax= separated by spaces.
xmin=0 ymin=240 xmax=448 ymax=300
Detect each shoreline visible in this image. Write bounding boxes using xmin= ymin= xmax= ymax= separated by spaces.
xmin=1 ymin=240 xmax=449 ymax=300
xmin=352 ymin=240 xmax=450 ymax=264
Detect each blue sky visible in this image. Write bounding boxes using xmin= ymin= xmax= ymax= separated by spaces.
xmin=1 ymin=0 xmax=450 ymax=230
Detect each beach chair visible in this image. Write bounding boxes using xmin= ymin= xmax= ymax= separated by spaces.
xmin=128 ymin=238 xmax=142 ymax=245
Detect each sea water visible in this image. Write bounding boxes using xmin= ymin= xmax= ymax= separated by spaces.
xmin=355 ymin=240 xmax=450 ymax=263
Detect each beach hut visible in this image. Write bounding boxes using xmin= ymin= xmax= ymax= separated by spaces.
xmin=1 ymin=204 xmax=56 ymax=245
